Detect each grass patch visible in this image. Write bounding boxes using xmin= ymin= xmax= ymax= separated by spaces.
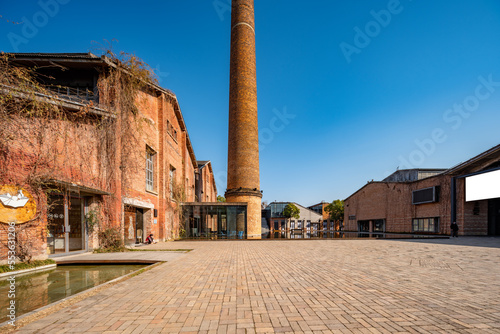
xmin=128 ymin=262 xmax=163 ymax=278
xmin=0 ymin=259 xmax=56 ymax=273
xmin=93 ymin=246 xmax=127 ymax=253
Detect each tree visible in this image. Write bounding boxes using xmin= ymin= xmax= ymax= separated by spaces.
xmin=283 ymin=203 xmax=300 ymax=231
xmin=325 ymin=200 xmax=344 ymax=230
xmin=217 ymin=195 xmax=226 ymax=202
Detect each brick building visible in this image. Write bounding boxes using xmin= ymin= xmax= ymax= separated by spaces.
xmin=196 ymin=161 xmax=217 ymax=203
xmin=344 ymin=145 xmax=500 ymax=236
xmin=0 ymin=53 xmax=217 ymax=261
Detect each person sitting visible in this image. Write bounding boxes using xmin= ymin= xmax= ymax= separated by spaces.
xmin=145 ymin=233 xmax=154 ymax=244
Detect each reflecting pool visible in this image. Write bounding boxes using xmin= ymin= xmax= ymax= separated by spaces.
xmin=261 ymin=231 xmax=449 ymax=239
xmin=0 ymin=264 xmax=147 ymax=323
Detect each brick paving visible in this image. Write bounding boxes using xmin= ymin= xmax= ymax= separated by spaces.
xmin=7 ymin=237 xmax=500 ymax=333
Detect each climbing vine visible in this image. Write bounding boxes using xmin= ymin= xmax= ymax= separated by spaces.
xmin=0 ymin=45 xmax=161 ymax=257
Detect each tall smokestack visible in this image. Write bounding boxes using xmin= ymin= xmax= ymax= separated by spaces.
xmin=225 ymin=0 xmax=262 ymax=239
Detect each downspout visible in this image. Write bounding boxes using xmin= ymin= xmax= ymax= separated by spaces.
xmin=451 ymin=176 xmax=457 ymax=227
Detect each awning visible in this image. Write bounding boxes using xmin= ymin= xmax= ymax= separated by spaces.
xmin=50 ymin=180 xmax=111 ymax=196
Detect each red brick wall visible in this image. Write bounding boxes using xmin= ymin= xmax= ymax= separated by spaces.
xmin=0 ymin=114 xmax=114 ymax=261
xmin=1 ymin=69 xmax=208 ymax=261
xmin=455 ymin=178 xmax=488 ymax=235
xmin=344 ymin=174 xmax=488 ymax=235
xmin=201 ymin=165 xmax=217 ymax=202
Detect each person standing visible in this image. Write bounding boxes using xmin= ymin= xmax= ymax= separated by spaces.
xmin=450 ymin=221 xmax=459 ymax=237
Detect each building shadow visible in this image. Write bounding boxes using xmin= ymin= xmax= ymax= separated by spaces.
xmin=384 ymin=236 xmax=500 ymax=249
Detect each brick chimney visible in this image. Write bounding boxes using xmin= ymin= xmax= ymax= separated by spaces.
xmin=225 ymin=0 xmax=262 ymax=239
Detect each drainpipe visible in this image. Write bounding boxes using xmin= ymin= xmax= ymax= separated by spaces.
xmin=451 ymin=176 xmax=457 ymax=227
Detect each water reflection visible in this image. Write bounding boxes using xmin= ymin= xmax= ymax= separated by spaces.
xmin=0 ymin=264 xmax=146 ymax=323
xmin=262 ymin=231 xmax=447 ymax=240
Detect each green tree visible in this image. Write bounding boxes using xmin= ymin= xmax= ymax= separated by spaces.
xmin=283 ymin=203 xmax=300 ymax=230
xmin=325 ymin=200 xmax=344 ymax=230
xmin=217 ymin=195 xmax=226 ymax=202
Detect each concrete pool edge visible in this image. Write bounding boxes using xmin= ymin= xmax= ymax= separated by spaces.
xmin=0 ymin=261 xmax=164 ymax=332
xmin=0 ymin=264 xmax=57 ymax=280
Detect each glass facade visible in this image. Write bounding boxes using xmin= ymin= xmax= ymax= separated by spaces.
xmin=269 ymin=202 xmax=287 ymax=217
xmin=412 ymin=217 xmax=439 ymax=233
xmin=182 ymin=204 xmax=247 ymax=239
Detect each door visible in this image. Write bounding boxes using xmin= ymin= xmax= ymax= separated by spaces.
xmin=124 ymin=206 xmax=137 ymax=245
xmin=358 ymin=220 xmax=369 ymax=232
xmin=47 ymin=195 xmax=65 ymax=254
xmin=47 ymin=194 xmax=86 ymax=255
xmin=68 ymin=196 xmax=84 ymax=251
xmin=136 ymin=208 xmax=144 ymax=243
xmin=488 ymin=198 xmax=500 ymax=235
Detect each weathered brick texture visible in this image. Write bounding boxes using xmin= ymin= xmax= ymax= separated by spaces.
xmin=226 ymin=0 xmax=262 ymax=238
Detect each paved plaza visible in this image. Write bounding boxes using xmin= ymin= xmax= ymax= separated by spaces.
xmin=6 ymin=237 xmax=500 ymax=333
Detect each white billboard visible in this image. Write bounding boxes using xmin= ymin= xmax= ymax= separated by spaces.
xmin=465 ymin=169 xmax=500 ymax=202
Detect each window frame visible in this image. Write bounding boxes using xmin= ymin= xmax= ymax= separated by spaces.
xmin=412 ymin=217 xmax=439 ymax=233
xmin=146 ymin=147 xmax=156 ymax=192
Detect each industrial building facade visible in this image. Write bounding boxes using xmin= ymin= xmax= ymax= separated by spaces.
xmin=0 ymin=53 xmax=217 ymax=261
xmin=344 ymin=145 xmax=500 ymax=236
xmin=262 ymin=202 xmax=324 ymax=238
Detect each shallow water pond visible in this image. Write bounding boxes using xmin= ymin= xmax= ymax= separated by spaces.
xmin=0 ymin=264 xmax=147 ymax=323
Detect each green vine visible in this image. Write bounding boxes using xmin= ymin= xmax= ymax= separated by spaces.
xmin=85 ymin=209 xmax=99 ymax=234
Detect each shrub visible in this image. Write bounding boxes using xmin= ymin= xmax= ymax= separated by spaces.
xmin=97 ymin=227 xmax=125 ymax=252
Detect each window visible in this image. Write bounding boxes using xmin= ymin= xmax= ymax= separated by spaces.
xmin=297 ymin=220 xmax=302 ymax=229
xmin=412 ymin=217 xmax=439 ymax=233
xmin=146 ymin=147 xmax=156 ymax=192
xmin=170 ymin=166 xmax=176 ymax=199
xmin=373 ymin=219 xmax=385 ymax=232
xmin=290 ymin=220 xmax=295 ymax=229
xmin=412 ymin=186 xmax=439 ymax=205
xmin=167 ymin=120 xmax=178 ymax=142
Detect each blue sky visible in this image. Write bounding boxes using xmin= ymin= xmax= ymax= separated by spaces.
xmin=2 ymin=0 xmax=500 ymax=206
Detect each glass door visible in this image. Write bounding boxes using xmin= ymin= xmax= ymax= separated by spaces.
xmin=47 ymin=195 xmax=65 ymax=255
xmin=68 ymin=196 xmax=84 ymax=251
xmin=47 ymin=194 xmax=86 ymax=255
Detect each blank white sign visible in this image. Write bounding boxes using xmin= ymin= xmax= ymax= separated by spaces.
xmin=465 ymin=169 xmax=500 ymax=202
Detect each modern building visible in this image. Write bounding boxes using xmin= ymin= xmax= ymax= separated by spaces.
xmin=0 ymin=52 xmax=217 ymax=261
xmin=344 ymin=145 xmax=500 ymax=236
xmin=181 ymin=202 xmax=248 ymax=239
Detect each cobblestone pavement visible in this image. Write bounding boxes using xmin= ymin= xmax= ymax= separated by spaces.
xmin=9 ymin=237 xmax=500 ymax=333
